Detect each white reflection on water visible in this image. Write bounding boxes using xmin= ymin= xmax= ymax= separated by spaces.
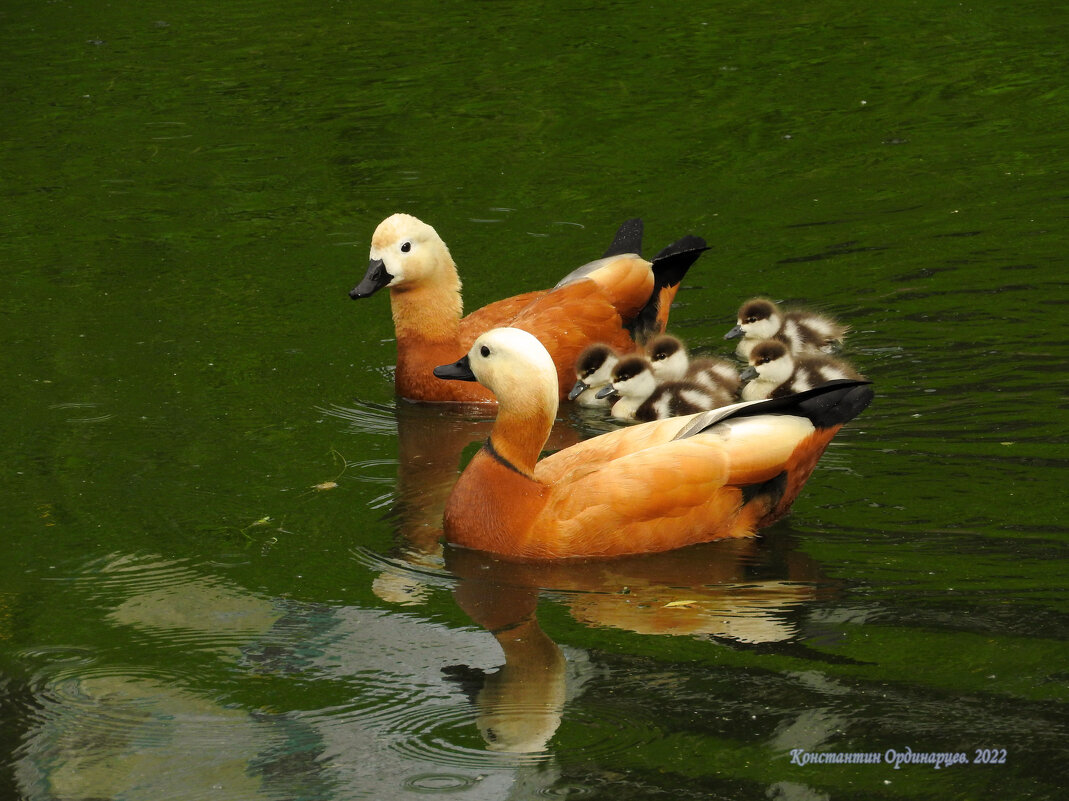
xmin=17 ymin=669 xmax=280 ymax=801
xmin=13 ymin=552 xmax=572 ymax=800
xmin=13 ymin=533 xmax=839 ymax=800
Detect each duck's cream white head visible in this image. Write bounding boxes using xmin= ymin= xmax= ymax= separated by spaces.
xmin=351 ymin=213 xmax=456 ymax=298
xmin=435 ymin=327 xmax=559 ymax=473
xmin=438 ymin=327 xmax=559 ymax=414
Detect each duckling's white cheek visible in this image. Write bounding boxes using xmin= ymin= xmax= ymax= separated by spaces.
xmin=748 ymin=319 xmax=777 ymax=339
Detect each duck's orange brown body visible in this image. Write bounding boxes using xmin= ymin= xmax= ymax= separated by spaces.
xmin=350 ymin=214 xmax=705 ymax=403
xmin=436 ymin=328 xmax=873 ymax=560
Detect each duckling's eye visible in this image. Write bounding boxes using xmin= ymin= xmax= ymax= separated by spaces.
xmin=745 ymin=316 xmax=758 ymax=324
xmin=480 ymin=345 xmax=490 ymax=358
xmin=400 ymin=241 xmax=412 ymax=253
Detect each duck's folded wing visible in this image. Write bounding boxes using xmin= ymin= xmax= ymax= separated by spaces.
xmin=459 ymin=290 xmax=547 ymax=343
xmin=534 ymin=415 xmax=697 ymax=484
xmin=534 ymin=438 xmax=742 ymax=557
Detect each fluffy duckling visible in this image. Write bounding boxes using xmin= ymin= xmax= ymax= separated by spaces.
xmin=350 ymin=214 xmax=707 ymax=403
xmin=646 ymin=334 xmax=742 ymax=397
xmin=740 ymin=339 xmax=864 ymax=401
xmin=433 ymin=327 xmax=874 ymax=559
xmin=725 ymin=298 xmax=848 ymax=359
xmin=567 ymin=343 xmax=622 ymax=407
xmin=596 ymin=355 xmax=735 ymax=422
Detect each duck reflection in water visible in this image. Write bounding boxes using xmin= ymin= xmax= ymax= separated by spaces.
xmin=444 ymin=533 xmax=838 ymax=753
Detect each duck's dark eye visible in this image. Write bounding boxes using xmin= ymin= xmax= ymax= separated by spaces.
xmin=480 ymin=345 xmax=490 ymax=358
xmin=400 ymin=241 xmax=412 ymax=253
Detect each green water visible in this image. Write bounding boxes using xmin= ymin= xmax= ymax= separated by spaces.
xmin=2 ymin=0 xmax=1066 ymax=799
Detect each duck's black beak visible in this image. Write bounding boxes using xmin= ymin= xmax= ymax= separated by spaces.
xmin=567 ymin=379 xmax=589 ymax=401
xmin=350 ymin=258 xmax=393 ymax=299
xmin=724 ymin=324 xmax=744 ymax=340
xmin=739 ymin=365 xmax=758 ymax=382
xmin=594 ymin=385 xmax=618 ymax=400
xmin=434 ymin=355 xmax=477 ymax=382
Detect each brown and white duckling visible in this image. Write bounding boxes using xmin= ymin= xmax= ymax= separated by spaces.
xmin=725 ymin=298 xmax=848 ymax=359
xmin=568 ymin=343 xmax=622 ymax=407
xmin=597 ymin=355 xmax=734 ymax=422
xmin=646 ymin=334 xmax=742 ymax=397
xmin=740 ymin=339 xmax=863 ymax=401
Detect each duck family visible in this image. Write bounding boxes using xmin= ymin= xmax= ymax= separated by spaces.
xmin=433 ymin=328 xmax=872 ymax=559
xmin=348 ymin=213 xmax=872 ymax=559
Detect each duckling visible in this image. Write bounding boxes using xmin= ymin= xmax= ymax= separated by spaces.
xmin=740 ymin=339 xmax=863 ymax=401
xmin=349 ymin=213 xmax=707 ymax=403
xmin=646 ymin=334 xmax=742 ymax=397
xmin=432 ymin=326 xmax=874 ymax=559
xmin=567 ymin=343 xmax=622 ymax=407
xmin=597 ymin=355 xmax=734 ymax=422
xmin=725 ymin=298 xmax=848 ymax=359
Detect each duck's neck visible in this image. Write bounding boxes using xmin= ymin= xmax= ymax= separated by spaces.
xmin=389 ymin=267 xmax=463 ymax=345
xmin=487 ymin=393 xmax=557 ymax=477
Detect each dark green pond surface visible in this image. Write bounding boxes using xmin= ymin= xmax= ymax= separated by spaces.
xmin=2 ymin=0 xmax=1066 ymax=798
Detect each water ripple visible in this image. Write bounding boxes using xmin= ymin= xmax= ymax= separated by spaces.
xmin=316 ymin=399 xmax=398 ymax=436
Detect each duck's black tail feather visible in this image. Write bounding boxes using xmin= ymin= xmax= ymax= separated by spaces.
xmin=626 ymin=235 xmax=709 ymax=342
xmin=791 ymin=380 xmax=875 ymax=428
xmin=602 ymin=217 xmax=644 ymax=259
xmin=729 ymin=379 xmax=874 ymax=428
xmin=745 ymin=379 xmax=875 ymax=429
xmin=675 ymin=380 xmax=874 ymax=441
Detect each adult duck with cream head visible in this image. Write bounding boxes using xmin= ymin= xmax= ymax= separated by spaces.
xmin=350 ymin=214 xmax=707 ymax=403
xmin=434 ymin=327 xmax=873 ymax=559
xmin=725 ymin=298 xmax=848 ymax=360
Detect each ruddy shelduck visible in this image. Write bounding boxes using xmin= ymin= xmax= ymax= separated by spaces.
xmin=433 ymin=327 xmax=873 ymax=559
xmin=596 ymin=355 xmax=734 ymax=422
xmin=350 ymin=214 xmax=706 ymax=403
xmin=741 ymin=339 xmax=864 ymax=401
xmin=725 ymin=298 xmax=848 ymax=359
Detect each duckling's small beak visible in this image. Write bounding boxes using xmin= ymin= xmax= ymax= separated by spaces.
xmin=724 ymin=324 xmax=744 ymax=340
xmin=567 ymin=379 xmax=589 ymax=401
xmin=739 ymin=365 xmax=758 ymax=382
xmin=434 ymin=355 xmax=477 ymax=382
xmin=350 ymin=258 xmax=394 ymax=299
xmin=594 ymin=385 xmax=618 ymax=400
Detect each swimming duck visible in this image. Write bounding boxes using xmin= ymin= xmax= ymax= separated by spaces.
xmin=350 ymin=214 xmax=707 ymax=403
xmin=567 ymin=343 xmax=622 ymax=407
xmin=596 ymin=355 xmax=734 ymax=422
xmin=740 ymin=339 xmax=864 ymax=401
xmin=433 ymin=327 xmax=873 ymax=559
xmin=645 ymin=334 xmax=742 ymax=396
xmin=725 ymin=298 xmax=848 ymax=359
